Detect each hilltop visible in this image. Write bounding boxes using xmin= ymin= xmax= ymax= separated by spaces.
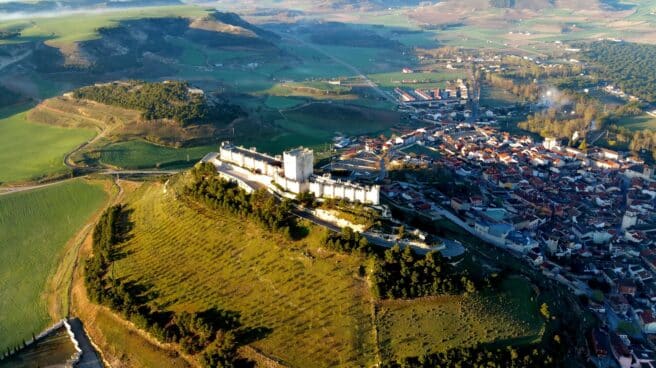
xmin=67 ymin=164 xmax=554 ymax=367
xmin=72 ymin=80 xmax=242 ymax=127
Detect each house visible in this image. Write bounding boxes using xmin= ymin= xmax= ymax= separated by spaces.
xmin=451 ymin=197 xmax=470 ymax=211
xmin=589 ymin=328 xmax=609 ymax=357
xmin=609 ymin=332 xmax=632 ymax=368
xmin=637 ymin=310 xmax=656 ymax=334
xmin=618 ymin=279 xmax=636 ymax=297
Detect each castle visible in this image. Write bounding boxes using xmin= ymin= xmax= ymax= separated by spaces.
xmin=213 ymin=142 xmax=380 ymax=205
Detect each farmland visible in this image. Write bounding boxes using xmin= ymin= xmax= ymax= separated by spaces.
xmin=271 ymin=102 xmax=400 ymax=150
xmin=617 ymin=114 xmax=656 ymax=131
xmin=0 ymin=106 xmax=95 ymax=184
xmin=0 ymin=179 xmax=108 ymax=352
xmin=368 ymin=70 xmax=467 ymax=89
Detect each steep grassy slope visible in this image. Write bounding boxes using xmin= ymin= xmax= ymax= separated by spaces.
xmin=0 ymin=179 xmax=108 ymax=351
xmin=99 ymin=178 xmax=548 ymax=366
xmin=111 ymin=182 xmax=377 ymax=367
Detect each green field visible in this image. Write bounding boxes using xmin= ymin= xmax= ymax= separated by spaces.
xmin=0 ymin=179 xmax=108 ymax=351
xmin=617 ymin=114 xmax=656 ymax=131
xmin=480 ymin=84 xmax=522 ymax=108
xmin=368 ymin=70 xmax=467 ymax=88
xmin=0 ymin=107 xmax=95 ymax=184
xmin=264 ymin=95 xmax=306 ymax=110
xmin=0 ymin=6 xmax=207 ymax=48
xmin=96 ymin=140 xmax=215 ymax=170
xmin=377 ymin=277 xmax=544 ymax=361
xmin=278 ymin=102 xmax=399 ymax=144
xmin=112 ymin=182 xmax=377 ymax=367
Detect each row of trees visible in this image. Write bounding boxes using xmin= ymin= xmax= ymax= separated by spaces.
xmin=321 ymin=229 xmax=476 ymax=299
xmin=607 ymin=124 xmax=656 ymax=159
xmin=85 ymin=205 xmax=124 ymax=304
xmin=500 ymin=57 xmax=583 ymax=81
xmin=84 ymin=205 xmax=251 ymax=367
xmin=485 ymin=74 xmax=540 ymax=102
xmin=518 ymin=94 xmax=607 ymax=140
xmin=322 ymin=226 xmax=373 ymax=254
xmin=73 ymin=81 xmax=242 ymax=126
xmin=372 ymin=245 xmax=475 ymax=299
xmin=184 ymin=163 xmax=299 ymax=236
xmin=381 ymin=343 xmax=561 ymax=368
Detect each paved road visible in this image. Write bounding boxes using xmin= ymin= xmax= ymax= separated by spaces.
xmin=0 ymin=169 xmax=179 ymax=196
xmin=67 ymin=318 xmax=103 ymax=368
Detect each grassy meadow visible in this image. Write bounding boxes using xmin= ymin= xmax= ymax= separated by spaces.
xmin=111 ymin=182 xmax=377 ymax=367
xmin=377 ymin=277 xmax=544 ymax=361
xmin=278 ymin=102 xmax=399 ymax=142
xmin=0 ymin=6 xmax=207 ymax=49
xmin=96 ymin=140 xmax=215 ymax=170
xmin=0 ymin=107 xmax=95 ymax=184
xmin=0 ymin=179 xmax=108 ymax=351
xmin=617 ymin=114 xmax=656 ymax=131
xmin=368 ymin=70 xmax=467 ymax=89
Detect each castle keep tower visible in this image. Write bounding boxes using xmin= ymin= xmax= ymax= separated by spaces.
xmin=283 ymin=147 xmax=314 ymax=182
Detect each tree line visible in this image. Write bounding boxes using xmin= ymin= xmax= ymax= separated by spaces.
xmin=321 ymin=229 xmax=476 ymax=299
xmin=184 ymin=163 xmax=300 ymax=237
xmin=73 ymin=80 xmax=242 ymax=126
xmin=372 ymin=245 xmax=475 ymax=299
xmin=518 ymin=91 xmax=608 ymax=141
xmin=84 ymin=204 xmax=257 ymax=367
xmin=381 ymin=343 xmax=561 ymax=368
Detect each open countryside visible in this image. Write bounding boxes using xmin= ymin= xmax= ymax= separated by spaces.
xmin=0 ymin=179 xmax=108 ymax=351
xmin=0 ymin=0 xmax=656 ymax=367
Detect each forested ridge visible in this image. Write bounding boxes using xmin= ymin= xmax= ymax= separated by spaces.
xmin=584 ymin=41 xmax=656 ymax=103
xmin=73 ymin=81 xmax=242 ymax=126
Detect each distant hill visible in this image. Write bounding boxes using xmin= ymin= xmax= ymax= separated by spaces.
xmin=489 ymin=0 xmax=555 ymax=9
xmin=0 ymin=0 xmax=182 ymax=14
xmin=72 ymin=80 xmax=242 ymax=127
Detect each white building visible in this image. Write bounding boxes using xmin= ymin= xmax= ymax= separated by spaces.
xmin=215 ymin=142 xmax=380 ymax=205
xmin=622 ymin=211 xmax=638 ymax=230
xmin=219 ymin=142 xmax=282 ymax=177
xmin=283 ymin=147 xmax=314 ymax=182
xmin=543 ymin=137 xmax=559 ymax=150
xmin=309 ymin=175 xmax=380 ymax=204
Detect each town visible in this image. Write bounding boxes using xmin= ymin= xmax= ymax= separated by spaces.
xmin=201 ymin=80 xmax=656 ymax=367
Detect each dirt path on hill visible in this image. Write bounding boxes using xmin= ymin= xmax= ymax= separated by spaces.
xmin=0 ymin=50 xmax=32 ymax=72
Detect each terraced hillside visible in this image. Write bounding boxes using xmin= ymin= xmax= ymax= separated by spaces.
xmin=111 ymin=182 xmax=377 ymax=367
xmin=93 ymin=176 xmax=547 ymax=366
